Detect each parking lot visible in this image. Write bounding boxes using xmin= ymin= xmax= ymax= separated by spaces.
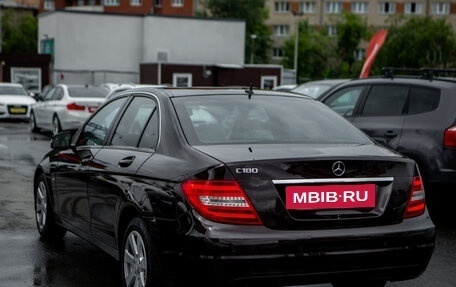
xmin=0 ymin=120 xmax=455 ymax=287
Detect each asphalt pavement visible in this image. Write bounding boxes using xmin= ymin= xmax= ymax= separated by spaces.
xmin=0 ymin=121 xmax=455 ymax=287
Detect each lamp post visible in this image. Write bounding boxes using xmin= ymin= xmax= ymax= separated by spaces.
xmin=293 ymin=12 xmax=302 ymax=84
xmin=293 ymin=20 xmax=299 ymax=83
xmin=250 ymin=34 xmax=257 ymax=64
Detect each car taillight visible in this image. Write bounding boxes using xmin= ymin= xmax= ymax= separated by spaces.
xmin=66 ymin=102 xmax=85 ymax=111
xmin=444 ymin=125 xmax=456 ymax=147
xmin=404 ymin=176 xmax=426 ymax=218
xmin=181 ymin=180 xmax=262 ymax=225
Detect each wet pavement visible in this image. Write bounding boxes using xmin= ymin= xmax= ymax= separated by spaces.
xmin=0 ymin=120 xmax=455 ymax=287
xmin=0 ymin=230 xmax=121 ymax=287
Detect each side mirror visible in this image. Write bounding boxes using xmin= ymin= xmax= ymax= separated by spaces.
xmin=51 ymin=130 xmax=73 ymax=149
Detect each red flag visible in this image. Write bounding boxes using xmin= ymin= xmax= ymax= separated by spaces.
xmin=359 ymin=29 xmax=388 ymax=78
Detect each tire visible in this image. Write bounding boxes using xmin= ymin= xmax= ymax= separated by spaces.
xmin=35 ymin=174 xmax=67 ymax=240
xmin=30 ymin=112 xmax=40 ymax=133
xmin=52 ymin=116 xmax=62 ymax=136
xmin=121 ymin=217 xmax=161 ymax=287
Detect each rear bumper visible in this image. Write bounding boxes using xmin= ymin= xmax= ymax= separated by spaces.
xmin=159 ymin=213 xmax=435 ymax=286
xmin=0 ymin=106 xmax=31 ymax=119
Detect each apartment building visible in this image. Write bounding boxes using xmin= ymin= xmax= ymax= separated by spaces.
xmin=266 ymin=0 xmax=456 ymax=64
xmin=39 ymin=0 xmax=195 ymax=15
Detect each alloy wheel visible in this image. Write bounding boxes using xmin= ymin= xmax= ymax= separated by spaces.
xmin=123 ymin=230 xmax=148 ymax=287
xmin=35 ymin=181 xmax=47 ymax=231
xmin=52 ymin=117 xmax=60 ymax=135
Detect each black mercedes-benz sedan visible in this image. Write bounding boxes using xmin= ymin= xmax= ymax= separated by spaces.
xmin=34 ymin=87 xmax=435 ymax=287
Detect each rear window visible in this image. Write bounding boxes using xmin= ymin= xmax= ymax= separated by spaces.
xmin=172 ymin=94 xmax=372 ymax=145
xmin=68 ymin=86 xmax=108 ymax=98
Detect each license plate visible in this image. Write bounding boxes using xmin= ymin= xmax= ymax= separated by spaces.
xmin=285 ymin=184 xmax=376 ymax=210
xmin=9 ymin=107 xmax=26 ymax=114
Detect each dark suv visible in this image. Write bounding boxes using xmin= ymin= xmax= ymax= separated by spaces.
xmin=319 ymin=68 xmax=456 ymax=202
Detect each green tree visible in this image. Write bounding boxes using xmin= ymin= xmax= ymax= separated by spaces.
xmin=281 ymin=21 xmax=338 ymax=82
xmin=200 ymin=0 xmax=272 ymax=64
xmin=332 ymin=12 xmax=368 ymax=76
xmin=1 ymin=9 xmax=38 ymax=53
xmin=374 ymin=16 xmax=456 ymax=72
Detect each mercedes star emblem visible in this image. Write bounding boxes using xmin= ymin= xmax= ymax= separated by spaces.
xmin=332 ymin=161 xmax=345 ymax=177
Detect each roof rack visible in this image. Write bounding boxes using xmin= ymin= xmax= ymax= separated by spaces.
xmin=382 ymin=67 xmax=456 ymax=81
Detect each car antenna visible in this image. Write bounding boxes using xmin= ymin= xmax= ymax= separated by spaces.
xmin=245 ymin=83 xmax=254 ymax=99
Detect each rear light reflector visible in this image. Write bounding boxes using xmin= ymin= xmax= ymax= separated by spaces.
xmin=444 ymin=125 xmax=456 ymax=147
xmin=181 ymin=180 xmax=262 ymax=225
xmin=66 ymin=102 xmax=85 ymax=111
xmin=404 ymin=176 xmax=426 ymax=218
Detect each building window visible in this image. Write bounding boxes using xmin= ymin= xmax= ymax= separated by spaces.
xmin=131 ymin=0 xmax=141 ymax=5
xmin=172 ymin=0 xmax=184 ymax=7
xmin=404 ymin=2 xmax=423 ymax=14
xmin=274 ymin=1 xmax=290 ymax=13
xmin=155 ymin=0 xmax=162 ymax=6
xmin=273 ymin=48 xmax=285 ymax=59
xmin=173 ymin=73 xmax=192 ymax=87
xmin=104 ymin=0 xmax=119 ymax=6
xmin=77 ymin=0 xmax=84 ymax=5
xmin=431 ymin=2 xmax=450 ymax=15
xmin=354 ymin=49 xmax=366 ymax=61
xmin=326 ymin=1 xmax=342 ymax=14
xmin=273 ymin=25 xmax=290 ymax=36
xmin=327 ymin=26 xmax=337 ymax=36
xmin=378 ymin=2 xmax=396 ymax=14
xmin=44 ymin=0 xmax=55 ymax=10
xmin=300 ymin=1 xmax=316 ymax=13
xmin=261 ymin=76 xmax=277 ymax=90
xmin=351 ymin=2 xmax=368 ymax=14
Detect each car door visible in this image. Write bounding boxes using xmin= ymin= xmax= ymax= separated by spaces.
xmin=52 ymin=96 xmax=127 ymax=235
xmin=33 ymin=87 xmax=56 ymax=128
xmin=34 ymin=87 xmax=64 ymax=130
xmin=87 ymin=95 xmax=159 ymax=248
xmin=351 ymin=84 xmax=409 ymax=149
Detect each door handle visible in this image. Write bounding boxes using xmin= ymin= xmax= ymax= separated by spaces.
xmin=119 ymin=156 xmax=135 ymax=167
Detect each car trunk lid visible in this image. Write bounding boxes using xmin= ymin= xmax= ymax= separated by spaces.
xmin=192 ymin=144 xmax=414 ymax=229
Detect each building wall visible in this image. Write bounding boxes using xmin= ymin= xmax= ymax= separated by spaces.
xmin=266 ymin=0 xmax=456 ymax=64
xmin=140 ymin=62 xmax=283 ymax=88
xmin=153 ymin=0 xmax=194 ymax=16
xmin=40 ymin=0 xmax=194 ymax=15
xmin=142 ymin=16 xmax=245 ymax=65
xmin=103 ymin=0 xmax=153 ymax=14
xmin=38 ymin=11 xmax=245 ymax=85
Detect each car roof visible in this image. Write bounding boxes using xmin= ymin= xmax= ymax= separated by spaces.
xmin=124 ymin=86 xmax=312 ymax=99
xmin=334 ymin=76 xmax=456 ymax=89
xmin=297 ymin=79 xmax=351 ymax=85
xmin=0 ymin=82 xmax=24 ymax=87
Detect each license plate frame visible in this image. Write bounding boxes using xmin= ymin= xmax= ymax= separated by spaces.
xmin=8 ymin=107 xmax=27 ymax=114
xmin=285 ymin=184 xmax=376 ymax=210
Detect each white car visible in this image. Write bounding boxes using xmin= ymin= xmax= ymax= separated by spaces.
xmin=0 ymin=83 xmax=36 ymax=120
xmin=30 ymin=84 xmax=108 ymax=135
